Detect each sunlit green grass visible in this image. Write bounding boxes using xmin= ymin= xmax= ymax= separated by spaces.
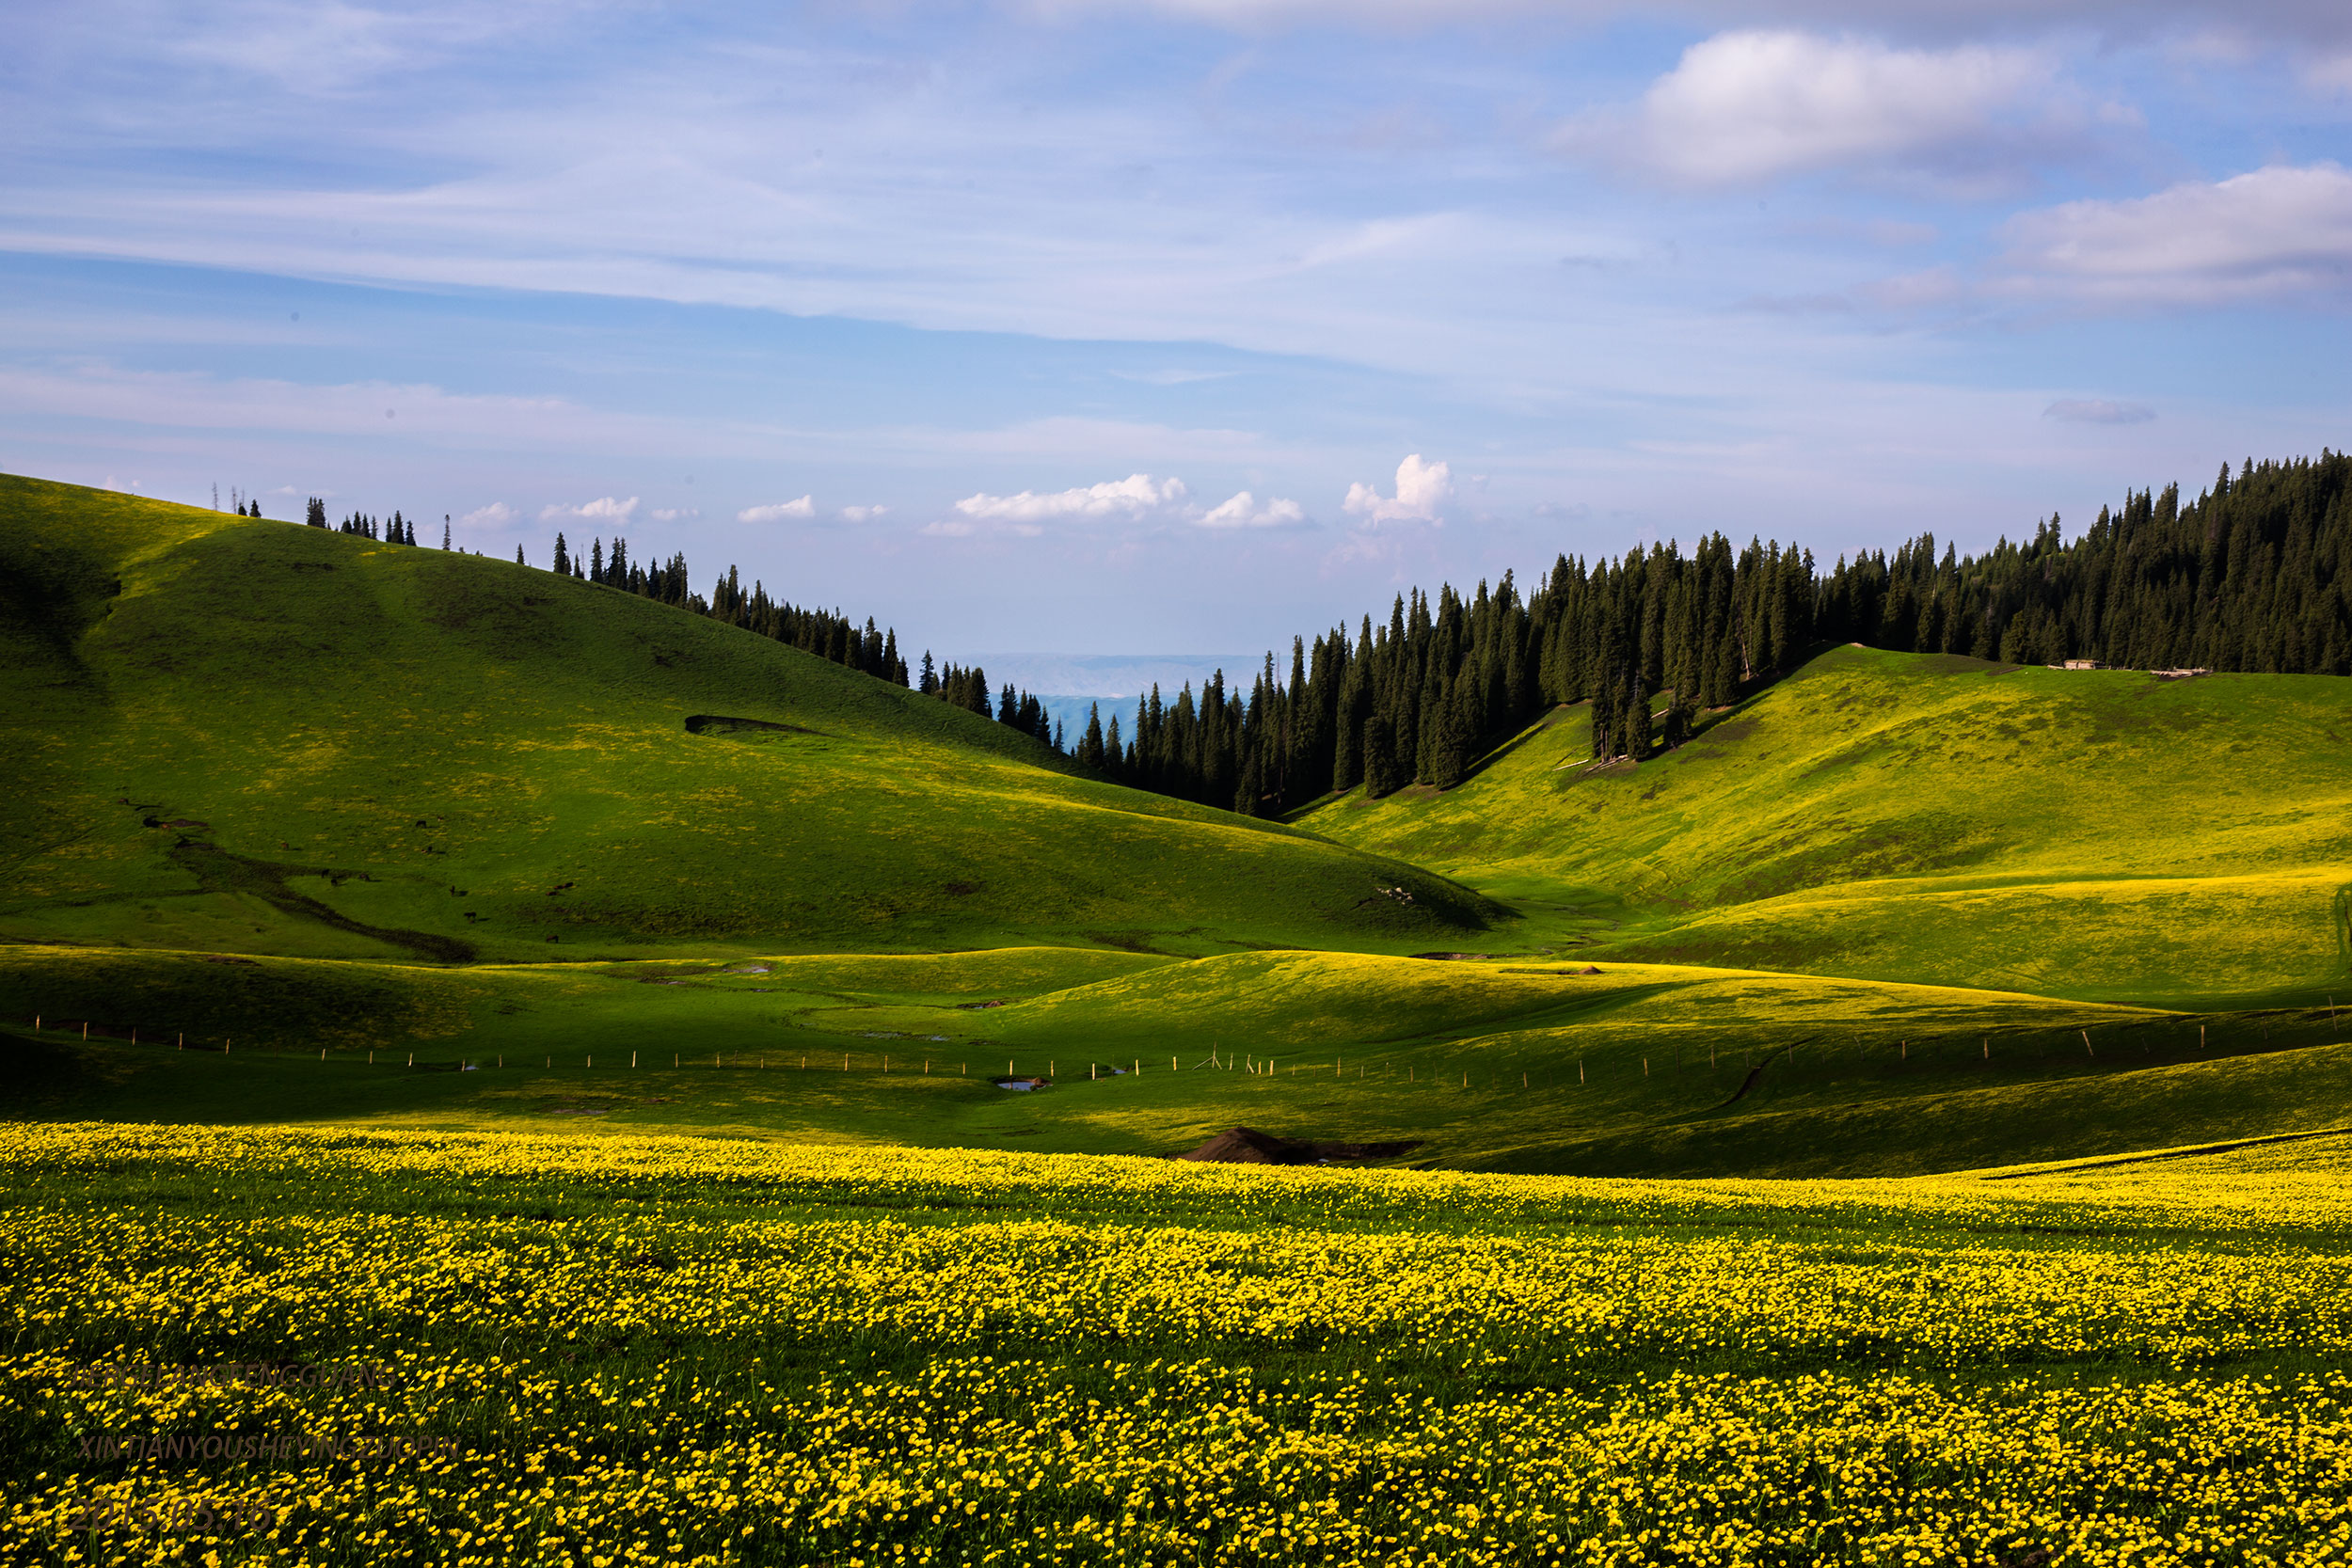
xmin=8 ymin=475 xmax=2352 ymax=1176
xmin=0 ymin=474 xmax=1496 ymax=961
xmin=1300 ymin=645 xmax=2352 ymax=1006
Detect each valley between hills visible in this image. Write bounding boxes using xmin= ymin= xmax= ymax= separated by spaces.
xmin=6 ymin=471 xmax=2349 ymax=1175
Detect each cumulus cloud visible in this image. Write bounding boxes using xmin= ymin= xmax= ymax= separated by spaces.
xmin=839 ymin=504 xmax=889 ymax=523
xmin=460 ymin=501 xmax=516 ymax=528
xmin=540 ymin=496 xmax=639 ymax=523
xmin=1198 ymin=490 xmax=1307 ymax=529
xmin=1998 ymin=163 xmax=2352 ymax=305
xmin=2044 ymin=398 xmax=2155 ymax=424
xmin=954 ymin=473 xmax=1189 ymax=524
xmin=737 ymin=497 xmax=816 ymax=523
xmin=1560 ymin=31 xmax=2074 ymax=185
xmin=1343 ymin=454 xmax=1453 ymax=525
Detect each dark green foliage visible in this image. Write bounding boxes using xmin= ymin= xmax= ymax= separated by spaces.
xmin=1814 ymin=452 xmax=2352 ymax=674
xmin=1111 ymin=449 xmax=2352 ymax=815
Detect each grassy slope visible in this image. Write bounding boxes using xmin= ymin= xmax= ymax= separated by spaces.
xmin=8 ymin=479 xmax=2349 ymax=1175
xmin=1299 ymin=645 xmax=2352 ymax=1005
xmin=0 ymin=475 xmax=1495 ymax=960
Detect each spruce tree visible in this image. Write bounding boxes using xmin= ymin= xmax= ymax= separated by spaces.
xmin=1622 ymin=685 xmax=1653 ymax=761
xmin=553 ymin=532 xmax=570 ymax=576
xmin=1362 ymin=715 xmax=1399 ymax=798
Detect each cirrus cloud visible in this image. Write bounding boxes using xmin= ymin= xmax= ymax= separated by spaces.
xmin=2043 ymin=398 xmax=2154 ymax=423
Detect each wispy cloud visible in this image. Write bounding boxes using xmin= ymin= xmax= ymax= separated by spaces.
xmin=2044 ymin=398 xmax=2155 ymax=424
xmin=460 ymin=501 xmax=516 ymax=527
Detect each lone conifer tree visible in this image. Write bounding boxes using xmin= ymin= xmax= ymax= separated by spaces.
xmin=442 ymin=516 xmax=452 ymax=549
xmin=553 ymin=532 xmax=570 ymax=575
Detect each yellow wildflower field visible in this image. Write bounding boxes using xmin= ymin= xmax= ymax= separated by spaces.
xmin=4 ymin=1125 xmax=2349 ymax=1566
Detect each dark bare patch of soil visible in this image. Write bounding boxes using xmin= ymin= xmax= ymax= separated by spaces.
xmin=1168 ymin=1127 xmax=1423 ymax=1165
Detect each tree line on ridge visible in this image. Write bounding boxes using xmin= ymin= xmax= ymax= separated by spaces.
xmin=289 ymin=448 xmax=2348 ymax=816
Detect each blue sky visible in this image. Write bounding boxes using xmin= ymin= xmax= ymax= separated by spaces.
xmin=6 ymin=0 xmax=2352 ymax=662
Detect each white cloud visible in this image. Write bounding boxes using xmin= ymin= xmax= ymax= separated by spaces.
xmin=1561 ymin=31 xmax=2072 ymax=185
xmin=1998 ymin=163 xmax=2352 ymax=305
xmin=460 ymin=501 xmax=516 ymax=528
xmin=540 ymin=496 xmax=639 ymax=524
xmin=1198 ymin=490 xmax=1307 ymax=529
xmin=737 ymin=497 xmax=816 ymax=523
xmin=2043 ymin=398 xmax=2154 ymax=424
xmin=839 ymin=504 xmax=890 ymax=523
xmin=651 ymin=506 xmax=699 ymax=522
xmin=954 ymin=473 xmax=1189 ymax=524
xmin=1343 ymin=454 xmax=1453 ymax=524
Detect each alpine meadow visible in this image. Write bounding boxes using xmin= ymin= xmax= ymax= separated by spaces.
xmin=11 ymin=2 xmax=2352 ymax=1561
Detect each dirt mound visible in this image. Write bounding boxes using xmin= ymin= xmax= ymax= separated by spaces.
xmin=1168 ymin=1127 xmax=1422 ymax=1165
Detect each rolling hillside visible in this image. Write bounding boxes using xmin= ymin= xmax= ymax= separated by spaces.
xmin=0 ymin=475 xmax=1497 ymax=961
xmin=1299 ymin=645 xmax=2352 ymax=1006
xmin=7 ymin=475 xmax=2350 ymax=1177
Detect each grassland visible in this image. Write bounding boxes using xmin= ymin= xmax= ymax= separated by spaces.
xmin=8 ymin=942 xmax=2347 ymax=1177
xmin=7 ymin=474 xmax=2352 ymax=1176
xmin=0 ymin=475 xmax=1493 ymax=965
xmin=1300 ymin=645 xmax=2352 ymax=1007
xmin=6 ymin=1125 xmax=2350 ymax=1565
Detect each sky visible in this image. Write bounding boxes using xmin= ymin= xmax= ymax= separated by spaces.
xmin=6 ymin=0 xmax=2352 ymax=667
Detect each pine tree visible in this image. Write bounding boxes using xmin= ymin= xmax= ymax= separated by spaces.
xmin=306 ymin=498 xmax=326 ymax=528
xmin=442 ymin=516 xmax=453 ymax=549
xmin=1362 ymin=714 xmax=1400 ymax=798
xmin=553 ymin=532 xmax=570 ymax=576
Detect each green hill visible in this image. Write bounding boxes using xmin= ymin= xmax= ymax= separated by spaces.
xmin=7 ymin=476 xmax=2350 ymax=1177
xmin=1298 ymin=644 xmax=2352 ymax=1006
xmin=0 ymin=475 xmax=1496 ymax=961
